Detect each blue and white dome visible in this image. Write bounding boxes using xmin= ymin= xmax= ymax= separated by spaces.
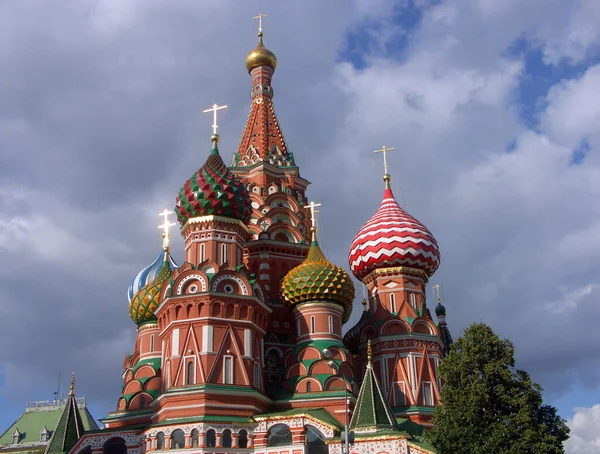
xmin=128 ymin=251 xmax=179 ymax=303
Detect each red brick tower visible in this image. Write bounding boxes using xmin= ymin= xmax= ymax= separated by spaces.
xmin=230 ymin=31 xmax=312 ymax=389
xmin=345 ymin=155 xmax=449 ymax=426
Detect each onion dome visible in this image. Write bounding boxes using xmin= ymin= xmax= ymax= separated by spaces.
xmin=175 ymin=141 xmax=252 ymax=225
xmin=128 ymin=250 xmax=178 ymax=303
xmin=435 ymin=302 xmax=446 ymax=316
xmin=349 ymin=180 xmax=440 ymax=281
xmin=129 ymin=251 xmax=176 ymax=326
xmin=281 ymin=234 xmax=355 ymax=309
xmin=246 ymin=32 xmax=277 ymax=73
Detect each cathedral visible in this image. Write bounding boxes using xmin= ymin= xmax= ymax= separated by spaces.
xmin=68 ymin=26 xmax=452 ymax=454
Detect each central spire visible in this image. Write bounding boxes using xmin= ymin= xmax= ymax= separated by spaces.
xmin=234 ymin=20 xmax=291 ymax=167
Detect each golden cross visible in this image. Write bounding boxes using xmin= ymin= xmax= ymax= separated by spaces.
xmin=374 ymin=145 xmax=396 ymax=175
xmin=203 ymin=104 xmax=228 ymax=136
xmin=253 ymin=12 xmax=268 ymax=34
xmin=432 ymin=284 xmax=442 ymax=303
xmin=159 ymin=209 xmax=176 ymax=250
xmin=305 ymin=201 xmax=322 ymax=228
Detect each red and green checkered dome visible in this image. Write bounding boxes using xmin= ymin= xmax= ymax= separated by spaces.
xmin=129 ymin=252 xmax=174 ymax=326
xmin=175 ymin=143 xmax=252 ymax=225
xmin=281 ymin=239 xmax=355 ymax=309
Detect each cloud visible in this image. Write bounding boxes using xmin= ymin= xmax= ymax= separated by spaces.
xmin=565 ymin=404 xmax=600 ymax=453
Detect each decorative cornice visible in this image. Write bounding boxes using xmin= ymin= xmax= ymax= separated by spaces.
xmin=180 ymin=215 xmax=249 ymax=234
xmin=363 ymin=266 xmax=428 ymax=285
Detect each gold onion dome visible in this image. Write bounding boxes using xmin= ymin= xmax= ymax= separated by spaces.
xmin=246 ymin=32 xmax=277 ymax=73
xmin=281 ymin=235 xmax=355 ymax=309
xmin=129 ymin=251 xmax=176 ymax=326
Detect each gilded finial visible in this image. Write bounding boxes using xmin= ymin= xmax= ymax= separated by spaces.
xmin=432 ymin=284 xmax=442 ymax=303
xmin=305 ymin=201 xmax=322 ymax=242
xmin=253 ymin=12 xmax=268 ymax=37
xmin=374 ymin=145 xmax=396 ymax=189
xmin=203 ymin=104 xmax=228 ymax=143
xmin=367 ymin=339 xmax=372 ymax=362
xmin=158 ymin=209 xmax=175 ymax=252
xmin=68 ymin=372 xmax=75 ymax=397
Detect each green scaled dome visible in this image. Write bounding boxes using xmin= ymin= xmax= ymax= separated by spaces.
xmin=281 ymin=238 xmax=355 ymax=309
xmin=129 ymin=251 xmax=174 ymax=326
xmin=175 ymin=142 xmax=252 ymax=225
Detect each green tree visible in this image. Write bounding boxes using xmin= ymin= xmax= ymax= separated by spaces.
xmin=425 ymin=323 xmax=569 ymax=454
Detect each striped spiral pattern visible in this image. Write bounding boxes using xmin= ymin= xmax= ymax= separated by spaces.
xmin=348 ymin=188 xmax=440 ymax=281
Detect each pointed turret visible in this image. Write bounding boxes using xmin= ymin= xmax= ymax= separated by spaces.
xmin=45 ymin=374 xmax=86 ymax=454
xmin=433 ymin=284 xmax=453 ymax=354
xmin=233 ymin=29 xmax=292 ymax=167
xmin=349 ymin=341 xmax=398 ymax=434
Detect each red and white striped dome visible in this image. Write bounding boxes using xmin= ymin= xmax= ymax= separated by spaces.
xmin=348 ymin=187 xmax=440 ymax=281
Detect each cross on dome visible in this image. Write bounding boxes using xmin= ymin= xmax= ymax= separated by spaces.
xmin=432 ymin=284 xmax=442 ymax=303
xmin=305 ymin=200 xmax=321 ymax=226
xmin=203 ymin=103 xmax=228 ymax=138
xmin=374 ymin=145 xmax=395 ymax=177
xmin=158 ymin=209 xmax=176 ymax=251
xmin=253 ymin=12 xmax=268 ymax=35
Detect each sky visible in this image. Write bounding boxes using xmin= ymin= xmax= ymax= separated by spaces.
xmin=1 ymin=0 xmax=600 ymax=451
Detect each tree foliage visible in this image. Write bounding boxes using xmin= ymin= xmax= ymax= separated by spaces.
xmin=426 ymin=323 xmax=569 ymax=454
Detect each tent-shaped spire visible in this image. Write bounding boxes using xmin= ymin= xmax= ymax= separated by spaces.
xmin=349 ymin=340 xmax=398 ymax=434
xmin=45 ymin=373 xmax=85 ymax=454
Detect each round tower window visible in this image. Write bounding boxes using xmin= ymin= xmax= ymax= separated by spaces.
xmin=224 ymin=284 xmax=234 ymax=293
xmin=188 ymin=285 xmax=198 ymax=294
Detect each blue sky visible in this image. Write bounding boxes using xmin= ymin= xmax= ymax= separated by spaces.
xmin=1 ymin=1 xmax=600 ymax=451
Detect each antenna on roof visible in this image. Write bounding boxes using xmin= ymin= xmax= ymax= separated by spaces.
xmin=53 ymin=371 xmax=61 ymax=403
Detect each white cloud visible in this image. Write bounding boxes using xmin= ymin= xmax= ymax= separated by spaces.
xmin=566 ymin=404 xmax=600 ymax=453
xmin=542 ymin=64 xmax=600 ymax=147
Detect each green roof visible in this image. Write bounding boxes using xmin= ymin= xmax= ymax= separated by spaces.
xmin=349 ymin=356 xmax=398 ymax=434
xmin=0 ymin=399 xmax=97 ymax=454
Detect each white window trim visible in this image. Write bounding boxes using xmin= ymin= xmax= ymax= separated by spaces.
xmin=185 ymin=357 xmax=196 ymax=385
xmin=422 ymin=381 xmax=433 ymax=406
xmin=224 ymin=355 xmax=234 ymax=384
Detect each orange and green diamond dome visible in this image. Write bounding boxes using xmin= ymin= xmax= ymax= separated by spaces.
xmin=281 ymin=238 xmax=355 ymax=309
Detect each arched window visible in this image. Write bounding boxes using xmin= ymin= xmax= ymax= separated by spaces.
xmin=390 ymin=293 xmax=396 ymax=313
xmin=311 ymin=316 xmax=315 ymax=334
xmin=156 ymin=433 xmax=165 ymax=450
xmin=221 ymin=243 xmax=227 ymax=264
xmin=104 ymin=437 xmax=127 ymax=454
xmin=238 ymin=430 xmax=248 ymax=449
xmin=222 ymin=429 xmax=232 ymax=448
xmin=186 ymin=361 xmax=194 ymax=385
xmin=306 ymin=381 xmax=312 ymax=392
xmin=328 ymin=316 xmax=333 ymax=333
xmin=206 ymin=430 xmax=216 ymax=448
xmin=306 ymin=425 xmax=327 ymax=454
xmin=191 ymin=429 xmax=199 ymax=448
xmin=200 ymin=243 xmax=206 ymax=262
xmin=410 ymin=293 xmax=417 ymax=310
xmin=150 ymin=334 xmax=155 ymax=352
xmin=267 ymin=424 xmax=292 ymax=447
xmin=171 ymin=430 xmax=185 ymax=449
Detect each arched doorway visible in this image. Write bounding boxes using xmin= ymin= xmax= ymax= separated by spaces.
xmin=306 ymin=426 xmax=327 ymax=454
xmin=104 ymin=437 xmax=126 ymax=454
